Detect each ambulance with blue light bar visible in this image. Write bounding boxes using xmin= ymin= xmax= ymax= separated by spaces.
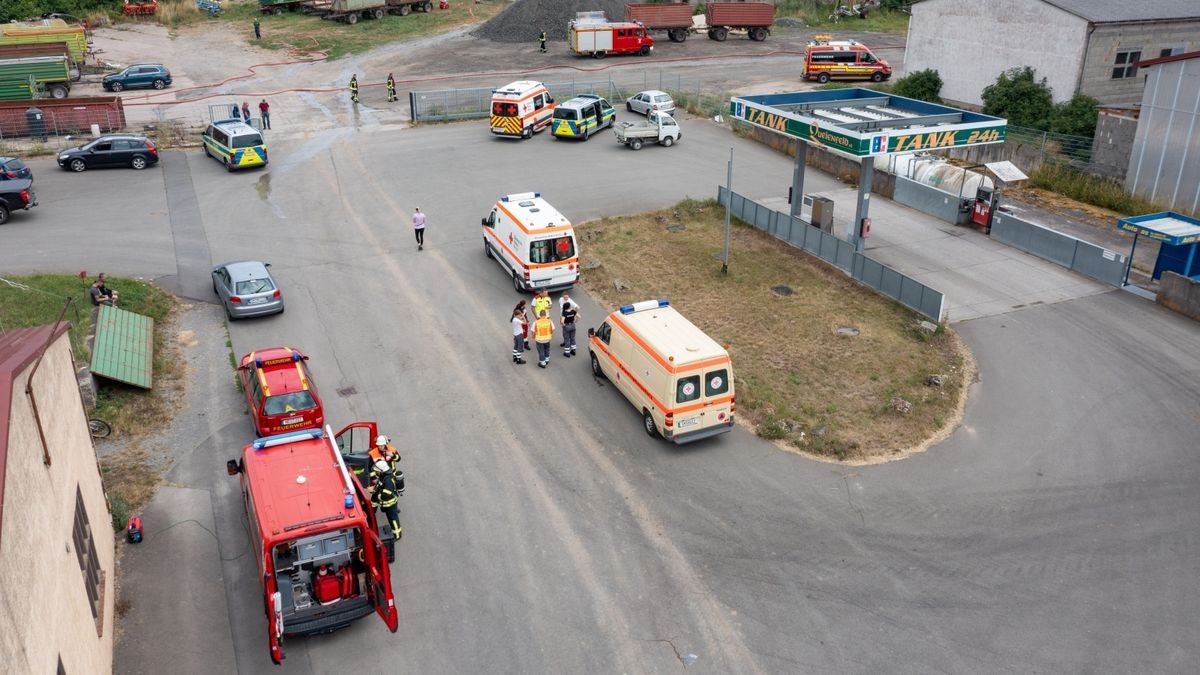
xmin=238 ymin=347 xmax=325 ymax=437
xmin=226 ymin=424 xmax=398 ymax=664
xmin=481 ymin=192 xmax=579 ymax=292
xmin=587 ymin=299 xmax=735 ymax=443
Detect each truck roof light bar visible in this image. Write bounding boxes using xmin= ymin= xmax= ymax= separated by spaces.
xmin=252 ymin=428 xmax=323 ymax=450
xmin=619 ymin=298 xmax=669 ymax=314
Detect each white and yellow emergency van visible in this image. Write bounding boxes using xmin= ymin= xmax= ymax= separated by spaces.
xmin=481 ymin=192 xmax=579 ymax=292
xmin=490 ymin=80 xmax=556 ymax=139
xmin=203 ymin=118 xmax=267 ymax=172
xmin=588 ymin=299 xmax=735 ymax=444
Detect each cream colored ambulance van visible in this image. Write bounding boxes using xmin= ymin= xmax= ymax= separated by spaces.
xmin=481 ymin=192 xmax=579 ymax=292
xmin=588 ymin=299 xmax=735 ymax=443
xmin=490 ymin=80 xmax=556 ymax=139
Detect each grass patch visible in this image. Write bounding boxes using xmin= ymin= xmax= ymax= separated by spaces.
xmin=217 ymin=1 xmax=505 ymax=59
xmin=1029 ymin=161 xmax=1196 ymax=219
xmin=0 ymin=274 xmax=180 ymax=439
xmin=774 ymin=0 xmax=911 ymax=33
xmin=577 ymin=199 xmax=966 ymax=461
xmin=100 ymin=446 xmax=161 ymax=531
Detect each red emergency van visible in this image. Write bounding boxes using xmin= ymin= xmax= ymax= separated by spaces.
xmin=227 ymin=425 xmax=398 ymax=664
xmin=238 ymin=347 xmax=325 ymax=437
xmin=569 ymin=19 xmax=654 ymax=57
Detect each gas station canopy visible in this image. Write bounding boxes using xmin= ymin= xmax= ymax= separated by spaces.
xmin=1116 ymin=212 xmax=1200 ymax=245
xmin=730 ymin=88 xmax=1007 ymax=157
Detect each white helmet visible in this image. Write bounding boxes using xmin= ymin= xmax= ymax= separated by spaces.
xmin=374 ymin=459 xmax=390 ymax=474
xmin=376 ymin=435 xmax=389 ymax=446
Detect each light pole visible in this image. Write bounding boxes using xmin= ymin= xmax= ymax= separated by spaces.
xmin=722 ymin=148 xmax=732 ymax=274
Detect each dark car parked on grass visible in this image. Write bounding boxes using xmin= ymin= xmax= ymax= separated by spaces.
xmin=0 ymin=179 xmax=37 ymax=225
xmin=57 ymin=135 xmax=159 ymax=172
xmin=0 ymin=157 xmax=32 ymax=181
xmin=102 ymin=63 xmax=172 ymax=92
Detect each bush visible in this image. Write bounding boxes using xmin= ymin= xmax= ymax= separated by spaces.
xmin=981 ymin=66 xmax=1055 ymax=130
xmin=1050 ymin=93 xmax=1100 ymax=137
xmin=892 ymin=68 xmax=943 ymax=103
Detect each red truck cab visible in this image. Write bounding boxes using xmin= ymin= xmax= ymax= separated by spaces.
xmin=227 ymin=425 xmax=398 ymax=664
xmin=238 ymin=347 xmax=324 ymax=437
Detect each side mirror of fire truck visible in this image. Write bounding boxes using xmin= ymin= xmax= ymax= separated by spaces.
xmin=226 ymin=459 xmax=242 ymax=475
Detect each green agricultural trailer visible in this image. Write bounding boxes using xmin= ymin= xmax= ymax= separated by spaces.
xmin=0 ymin=56 xmax=73 ymax=100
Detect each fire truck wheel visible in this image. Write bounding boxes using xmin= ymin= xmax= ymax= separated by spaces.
xmin=871 ymin=72 xmax=885 ymax=82
xmin=639 ymin=45 xmax=650 ymax=56
xmin=817 ymin=72 xmax=830 ymax=84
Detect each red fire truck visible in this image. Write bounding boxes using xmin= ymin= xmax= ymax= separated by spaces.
xmin=227 ymin=424 xmax=398 ymax=664
xmin=568 ymin=17 xmax=654 ymax=57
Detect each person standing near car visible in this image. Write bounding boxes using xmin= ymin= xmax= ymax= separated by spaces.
xmin=561 ymin=296 xmax=579 ymax=358
xmin=258 ymin=99 xmax=271 ymax=129
xmin=242 ymin=101 xmax=252 ymax=124
xmin=413 ymin=207 xmax=426 ymax=250
xmin=230 ymin=102 xmax=240 ymax=119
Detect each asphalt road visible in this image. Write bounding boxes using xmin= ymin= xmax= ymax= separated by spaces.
xmin=4 ymin=117 xmax=1198 ymax=674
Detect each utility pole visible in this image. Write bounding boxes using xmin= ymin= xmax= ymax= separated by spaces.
xmin=722 ymin=148 xmax=732 ymax=274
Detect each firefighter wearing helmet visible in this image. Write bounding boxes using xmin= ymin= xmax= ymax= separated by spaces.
xmin=374 ymin=434 xmax=404 ymax=494
xmin=370 ymin=457 xmax=402 ymax=540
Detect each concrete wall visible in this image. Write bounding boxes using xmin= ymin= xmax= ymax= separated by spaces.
xmin=1126 ymin=57 xmax=1200 ymax=213
xmin=1090 ymin=109 xmax=1138 ymax=179
xmin=0 ymin=334 xmax=114 ymax=674
xmin=894 ymin=176 xmax=968 ymax=225
xmin=906 ymin=0 xmax=1088 ymax=105
xmin=1156 ymin=270 xmax=1200 ymax=320
xmin=1080 ymin=22 xmax=1200 ymax=104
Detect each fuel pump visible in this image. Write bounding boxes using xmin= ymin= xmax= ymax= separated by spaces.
xmin=971 ymin=184 xmax=999 ymax=233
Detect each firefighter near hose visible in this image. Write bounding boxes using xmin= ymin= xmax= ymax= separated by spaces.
xmin=349 ymin=74 xmax=359 ymax=103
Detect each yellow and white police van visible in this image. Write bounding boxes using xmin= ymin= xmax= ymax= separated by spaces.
xmin=481 ymin=192 xmax=578 ymax=293
xmin=551 ymin=94 xmax=616 ymax=140
xmin=490 ymin=81 xmax=556 ymax=139
xmin=588 ymin=299 xmax=735 ymax=443
xmin=203 ymin=118 xmax=268 ymax=172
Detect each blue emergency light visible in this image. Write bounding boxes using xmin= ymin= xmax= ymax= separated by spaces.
xmin=501 ymin=192 xmax=540 ymax=202
xmin=619 ymin=299 xmax=669 ymax=314
xmin=253 ymin=428 xmax=323 ymax=450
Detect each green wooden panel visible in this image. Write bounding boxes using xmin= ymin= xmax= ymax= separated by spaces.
xmin=90 ymin=306 xmax=154 ymax=389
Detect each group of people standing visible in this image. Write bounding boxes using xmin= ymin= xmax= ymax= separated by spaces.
xmin=511 ymin=290 xmax=580 ymax=368
xmin=229 ymin=100 xmax=271 ymax=130
xmin=349 ymin=73 xmax=399 ymax=104
xmin=359 ymin=434 xmax=406 ymax=541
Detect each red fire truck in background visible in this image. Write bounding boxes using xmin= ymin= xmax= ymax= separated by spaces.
xmin=568 ymin=13 xmax=654 ymax=57
xmin=227 ymin=424 xmax=398 ymax=664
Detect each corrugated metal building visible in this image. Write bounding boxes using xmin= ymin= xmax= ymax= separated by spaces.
xmin=905 ymin=0 xmax=1200 ymax=106
xmin=1125 ymin=51 xmax=1200 ymax=214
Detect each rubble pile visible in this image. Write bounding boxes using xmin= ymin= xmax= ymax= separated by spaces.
xmin=475 ymin=0 xmax=634 ymax=43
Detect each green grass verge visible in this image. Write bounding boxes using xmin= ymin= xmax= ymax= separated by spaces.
xmin=1030 ymin=162 xmax=1196 ymax=218
xmin=774 ymin=0 xmax=911 ymax=33
xmin=216 ymin=1 xmax=505 ymax=60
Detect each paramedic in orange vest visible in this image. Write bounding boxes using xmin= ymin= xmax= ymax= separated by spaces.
xmin=533 ymin=310 xmax=555 ymax=368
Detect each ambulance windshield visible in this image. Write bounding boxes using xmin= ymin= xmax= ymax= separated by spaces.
xmin=530 ymin=236 xmax=575 ymax=263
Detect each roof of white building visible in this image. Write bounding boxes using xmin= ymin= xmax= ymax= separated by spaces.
xmin=1041 ymin=0 xmax=1200 ymax=23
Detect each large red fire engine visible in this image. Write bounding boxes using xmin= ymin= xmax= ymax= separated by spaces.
xmin=227 ymin=424 xmax=398 ymax=664
xmin=568 ymin=17 xmax=654 ymax=57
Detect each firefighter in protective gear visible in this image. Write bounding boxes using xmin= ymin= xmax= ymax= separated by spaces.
xmin=375 ymin=435 xmax=405 ymax=494
xmin=386 ymin=73 xmax=397 ymax=103
xmin=539 ymin=29 xmax=547 ymax=54
xmin=370 ymin=460 xmax=402 ymax=540
xmin=349 ymin=74 xmax=359 ymax=103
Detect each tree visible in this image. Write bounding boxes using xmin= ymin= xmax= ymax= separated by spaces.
xmin=1050 ymin=93 xmax=1100 ymax=137
xmin=892 ymin=68 xmax=943 ymax=103
xmin=980 ymin=66 xmax=1055 ymax=130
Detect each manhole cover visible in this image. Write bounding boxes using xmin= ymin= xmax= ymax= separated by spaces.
xmin=771 ymin=285 xmax=794 ymax=296
xmin=836 ymin=326 xmax=860 ymax=336
xmin=667 ymin=223 xmax=685 ymax=233
xmin=336 ymin=386 xmax=358 ymax=397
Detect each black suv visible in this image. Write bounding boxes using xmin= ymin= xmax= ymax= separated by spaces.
xmin=0 ymin=179 xmax=37 ymax=225
xmin=57 ymin=135 xmax=159 ymax=172
xmin=0 ymin=156 xmax=32 ymax=181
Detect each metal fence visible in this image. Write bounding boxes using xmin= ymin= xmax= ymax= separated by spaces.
xmin=991 ymin=211 xmax=1127 ymax=286
xmin=718 ymin=186 xmax=946 ymax=321
xmin=1006 ymin=124 xmax=1094 ymax=164
xmin=410 ymin=71 xmax=731 ymax=123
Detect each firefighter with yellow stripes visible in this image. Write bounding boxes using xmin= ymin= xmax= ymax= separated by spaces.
xmin=349 ymin=74 xmax=359 ymax=103
xmin=387 ymin=73 xmax=397 ymax=103
xmin=370 ymin=459 xmax=402 ymax=540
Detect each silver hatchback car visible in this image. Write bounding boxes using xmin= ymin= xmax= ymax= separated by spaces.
xmin=211 ymin=260 xmax=284 ymax=319
xmin=626 ymin=90 xmax=676 ymax=116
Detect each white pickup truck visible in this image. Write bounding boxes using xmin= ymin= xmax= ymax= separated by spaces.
xmin=613 ymin=112 xmax=681 ymax=150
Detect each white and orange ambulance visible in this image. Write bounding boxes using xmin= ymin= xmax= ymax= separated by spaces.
xmin=588 ymin=299 xmax=735 ymax=444
xmin=481 ymin=192 xmax=579 ymax=292
xmin=489 ymin=80 xmax=556 ymax=139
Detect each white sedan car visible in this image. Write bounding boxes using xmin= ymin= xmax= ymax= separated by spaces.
xmin=626 ymin=90 xmax=676 ymax=116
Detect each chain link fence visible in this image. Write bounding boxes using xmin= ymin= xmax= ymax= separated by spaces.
xmin=1006 ymin=124 xmax=1094 ymax=164
xmin=410 ymin=70 xmax=732 ymax=123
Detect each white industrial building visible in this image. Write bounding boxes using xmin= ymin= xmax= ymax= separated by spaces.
xmin=1125 ymin=51 xmax=1200 ymax=213
xmin=905 ymin=0 xmax=1200 ymax=106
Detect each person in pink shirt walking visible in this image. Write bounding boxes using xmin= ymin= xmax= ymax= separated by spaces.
xmin=413 ymin=207 xmax=426 ymax=250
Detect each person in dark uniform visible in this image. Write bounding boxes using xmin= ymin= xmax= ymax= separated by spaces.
xmin=349 ymin=74 xmax=359 ymax=103
xmin=539 ymin=29 xmax=547 ymax=54
xmin=386 ymin=73 xmax=397 ymax=103
xmin=370 ymin=460 xmax=402 ymax=540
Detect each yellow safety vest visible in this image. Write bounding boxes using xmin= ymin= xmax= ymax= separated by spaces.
xmin=534 ymin=317 xmax=553 ymax=342
xmin=533 ymin=296 xmax=551 ymax=317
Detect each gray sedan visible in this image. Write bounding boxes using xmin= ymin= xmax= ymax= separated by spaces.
xmin=211 ymin=260 xmax=284 ymax=319
xmin=626 ymin=90 xmax=676 ymax=116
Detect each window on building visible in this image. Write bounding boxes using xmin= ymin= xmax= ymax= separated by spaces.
xmin=72 ymin=486 xmax=105 ymax=635
xmin=1159 ymin=46 xmax=1183 ymax=58
xmin=1112 ymin=50 xmax=1141 ymax=79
